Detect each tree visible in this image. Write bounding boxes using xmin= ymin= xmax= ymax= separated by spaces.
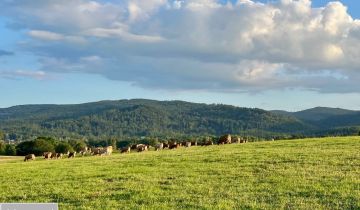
xmin=0 ymin=130 xmax=4 ymax=141
xmin=0 ymin=141 xmax=5 ymax=155
xmin=16 ymin=139 xmax=55 ymax=156
xmin=109 ymin=138 xmax=117 ymax=150
xmin=73 ymin=141 xmax=87 ymax=152
xmin=55 ymin=142 xmax=74 ymax=153
xmin=4 ymin=144 xmax=16 ymax=156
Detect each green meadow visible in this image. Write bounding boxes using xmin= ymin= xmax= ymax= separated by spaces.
xmin=0 ymin=137 xmax=359 ymax=209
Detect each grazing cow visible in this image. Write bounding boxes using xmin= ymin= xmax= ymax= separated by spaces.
xmin=91 ymin=147 xmax=102 ymax=155
xmin=185 ymin=142 xmax=192 ymax=148
xmin=163 ymin=143 xmax=169 ymax=149
xmin=78 ymin=147 xmax=89 ymax=156
xmin=191 ymin=141 xmax=198 ymax=146
xmin=68 ymin=151 xmax=76 ymax=158
xmin=169 ymin=142 xmax=178 ymax=149
xmin=24 ymin=154 xmax=35 ymax=162
xmin=120 ymin=146 xmax=131 ymax=154
xmin=43 ymin=152 xmax=52 ymax=159
xmin=131 ymin=144 xmax=138 ymax=150
xmin=51 ymin=153 xmax=57 ymax=159
xmin=231 ymin=137 xmax=241 ymax=144
xmin=203 ymin=140 xmax=213 ymax=146
xmin=171 ymin=143 xmax=182 ymax=149
xmin=137 ymin=144 xmax=148 ymax=152
xmin=56 ymin=153 xmax=63 ymax=159
xmin=218 ymin=134 xmax=232 ymax=145
xmin=155 ymin=143 xmax=163 ymax=151
xmin=104 ymin=146 xmax=113 ymax=155
xmin=240 ymin=139 xmax=248 ymax=143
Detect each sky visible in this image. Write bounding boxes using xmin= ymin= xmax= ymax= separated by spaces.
xmin=0 ymin=0 xmax=360 ymax=111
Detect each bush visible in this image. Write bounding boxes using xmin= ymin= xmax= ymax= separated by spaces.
xmin=69 ymin=139 xmax=89 ymax=151
xmin=4 ymin=144 xmax=16 ymax=156
xmin=116 ymin=140 xmax=133 ymax=148
xmin=73 ymin=141 xmax=87 ymax=152
xmin=16 ymin=139 xmax=55 ymax=156
xmin=55 ymin=142 xmax=74 ymax=153
xmin=0 ymin=141 xmax=5 ymax=155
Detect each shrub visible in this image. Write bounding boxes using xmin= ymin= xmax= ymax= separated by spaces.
xmin=55 ymin=142 xmax=74 ymax=153
xmin=73 ymin=141 xmax=87 ymax=152
xmin=0 ymin=141 xmax=5 ymax=155
xmin=16 ymin=139 xmax=55 ymax=156
xmin=4 ymin=144 xmax=16 ymax=156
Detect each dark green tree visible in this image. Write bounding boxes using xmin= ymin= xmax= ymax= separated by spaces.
xmin=109 ymin=138 xmax=117 ymax=150
xmin=73 ymin=141 xmax=87 ymax=152
xmin=0 ymin=140 xmax=5 ymax=155
xmin=4 ymin=144 xmax=16 ymax=156
xmin=55 ymin=142 xmax=74 ymax=153
xmin=16 ymin=139 xmax=55 ymax=156
xmin=0 ymin=131 xmax=4 ymax=141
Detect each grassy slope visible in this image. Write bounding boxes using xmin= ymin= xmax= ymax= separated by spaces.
xmin=0 ymin=137 xmax=359 ymax=210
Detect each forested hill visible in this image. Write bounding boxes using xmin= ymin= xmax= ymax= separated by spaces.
xmin=0 ymin=99 xmax=359 ymax=140
xmin=0 ymin=99 xmax=309 ymax=140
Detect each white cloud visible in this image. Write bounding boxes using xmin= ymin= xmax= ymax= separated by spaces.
xmin=28 ymin=30 xmax=64 ymax=41
xmin=0 ymin=70 xmax=48 ymax=80
xmin=1 ymin=0 xmax=360 ymax=93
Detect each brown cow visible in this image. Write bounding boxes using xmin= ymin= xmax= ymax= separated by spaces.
xmin=56 ymin=153 xmax=63 ymax=159
xmin=231 ymin=137 xmax=241 ymax=144
xmin=24 ymin=154 xmax=35 ymax=162
xmin=79 ymin=146 xmax=89 ymax=156
xmin=120 ymin=146 xmax=131 ymax=154
xmin=203 ymin=140 xmax=213 ymax=146
xmin=169 ymin=142 xmax=179 ymax=149
xmin=218 ymin=134 xmax=232 ymax=145
xmin=68 ymin=151 xmax=76 ymax=158
xmin=137 ymin=144 xmax=148 ymax=152
xmin=155 ymin=143 xmax=163 ymax=151
xmin=163 ymin=143 xmax=169 ymax=149
xmin=191 ymin=141 xmax=198 ymax=146
xmin=43 ymin=152 xmax=52 ymax=159
xmin=51 ymin=153 xmax=58 ymax=159
xmin=240 ymin=138 xmax=248 ymax=143
xmin=91 ymin=147 xmax=102 ymax=155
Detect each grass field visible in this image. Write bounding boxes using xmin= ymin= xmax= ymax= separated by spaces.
xmin=0 ymin=137 xmax=359 ymax=209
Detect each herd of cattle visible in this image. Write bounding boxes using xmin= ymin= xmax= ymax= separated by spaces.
xmin=24 ymin=146 xmax=114 ymax=161
xmin=24 ymin=134 xmax=248 ymax=162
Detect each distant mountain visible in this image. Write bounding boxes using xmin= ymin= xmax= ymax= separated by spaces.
xmin=0 ymin=100 xmax=359 ymax=141
xmin=272 ymin=107 xmax=356 ymax=121
xmin=0 ymin=99 xmax=309 ymax=140
xmin=292 ymin=107 xmax=356 ymax=122
xmin=271 ymin=107 xmax=360 ymax=136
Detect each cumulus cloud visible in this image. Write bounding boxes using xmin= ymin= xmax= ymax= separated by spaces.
xmin=0 ymin=0 xmax=359 ymax=93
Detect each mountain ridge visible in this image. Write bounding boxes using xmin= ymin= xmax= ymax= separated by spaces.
xmin=0 ymin=99 xmax=359 ymax=140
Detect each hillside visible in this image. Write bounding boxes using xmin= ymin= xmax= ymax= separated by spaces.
xmin=1 ymin=100 xmax=360 ymax=140
xmin=0 ymin=99 xmax=308 ymax=140
xmin=1 ymin=137 xmax=359 ymax=209
xmin=292 ymin=107 xmax=356 ymax=121
xmin=271 ymin=107 xmax=360 ymax=135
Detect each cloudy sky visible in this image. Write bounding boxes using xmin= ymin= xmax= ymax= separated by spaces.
xmin=0 ymin=0 xmax=359 ymax=111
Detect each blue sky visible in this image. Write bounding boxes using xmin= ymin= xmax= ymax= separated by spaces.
xmin=0 ymin=0 xmax=360 ymax=111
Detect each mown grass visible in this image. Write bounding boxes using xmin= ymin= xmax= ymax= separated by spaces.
xmin=0 ymin=137 xmax=359 ymax=209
